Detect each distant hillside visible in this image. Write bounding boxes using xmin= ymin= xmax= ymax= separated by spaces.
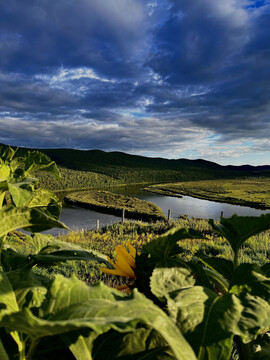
xmin=1 ymin=143 xmax=270 ymax=184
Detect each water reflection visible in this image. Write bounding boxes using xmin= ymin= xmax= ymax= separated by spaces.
xmin=43 ymin=186 xmax=270 ymax=236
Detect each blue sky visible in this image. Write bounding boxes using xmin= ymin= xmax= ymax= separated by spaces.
xmin=0 ymin=0 xmax=270 ymax=165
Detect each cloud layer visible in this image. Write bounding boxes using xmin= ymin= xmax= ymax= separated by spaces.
xmin=1 ymin=0 xmax=270 ymax=164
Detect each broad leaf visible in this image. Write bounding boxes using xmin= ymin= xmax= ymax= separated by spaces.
xmin=142 ymin=227 xmax=206 ymax=260
xmin=1 ymin=276 xmax=197 ymax=360
xmin=1 ymin=247 xmax=29 ymax=271
xmin=30 ymin=249 xmax=109 ymax=266
xmin=28 ymin=189 xmax=62 ymax=219
xmin=0 ymin=272 xmax=19 ymax=320
xmin=65 ymin=327 xmax=175 ymax=360
xmin=197 ymin=291 xmax=270 ymax=360
xmin=168 ymin=286 xmax=217 ymax=355
xmin=150 ymin=259 xmax=195 ymax=300
xmin=6 ymin=267 xmax=49 ymax=309
xmin=28 ymin=233 xmax=109 ymax=266
xmin=8 ymin=183 xmax=33 ymax=207
xmin=0 ymin=163 xmax=10 ymax=182
xmin=230 ymin=263 xmax=270 ymax=300
xmin=196 ymin=251 xmax=234 ymax=281
xmin=0 ymin=205 xmax=67 ymax=236
xmin=24 ymin=151 xmax=60 ymax=180
xmin=209 ymin=214 xmax=270 ymax=254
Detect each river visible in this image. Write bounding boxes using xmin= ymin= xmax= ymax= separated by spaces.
xmin=42 ymin=185 xmax=270 ymax=236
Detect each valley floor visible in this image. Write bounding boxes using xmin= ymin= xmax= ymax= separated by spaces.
xmin=145 ymin=178 xmax=270 ymax=209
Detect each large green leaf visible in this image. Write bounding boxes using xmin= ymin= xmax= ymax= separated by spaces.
xmin=168 ymin=286 xmax=217 ymax=356
xmin=209 ymin=214 xmax=270 ymax=254
xmin=196 ymin=291 xmax=270 ymax=360
xmin=24 ymin=151 xmax=60 ymax=180
xmin=7 ymin=183 xmax=33 ymax=207
xmin=0 ymin=205 xmax=67 ymax=236
xmin=0 ymin=272 xmax=19 ymax=320
xmin=142 ymin=227 xmax=206 ymax=260
xmin=229 ymin=263 xmax=270 ymax=300
xmin=6 ymin=267 xmax=49 ymax=309
xmin=29 ymin=233 xmax=109 ymax=265
xmin=1 ymin=247 xmax=29 ymax=271
xmin=196 ymin=251 xmax=234 ymax=281
xmin=30 ymin=249 xmax=109 ymax=267
xmin=66 ymin=327 xmax=175 ymax=360
xmin=28 ymin=189 xmax=62 ymax=219
xmin=0 ymin=163 xmax=10 ymax=182
xmin=150 ymin=259 xmax=196 ymax=300
xmin=1 ymin=276 xmax=197 ymax=360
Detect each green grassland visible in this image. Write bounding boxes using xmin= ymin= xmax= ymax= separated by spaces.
xmin=64 ymin=190 xmax=166 ymax=221
xmin=36 ymin=167 xmax=122 ymax=191
xmin=3 ymin=143 xmax=270 ymax=187
xmin=7 ymin=217 xmax=270 ymax=288
xmin=146 ymin=178 xmax=270 ymax=209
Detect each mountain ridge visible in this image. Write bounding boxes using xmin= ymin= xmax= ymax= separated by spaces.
xmin=1 ymin=143 xmax=270 ymax=183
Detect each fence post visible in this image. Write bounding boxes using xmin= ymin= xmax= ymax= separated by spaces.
xmin=220 ymin=211 xmax=224 ymax=219
xmin=122 ymin=208 xmax=125 ymax=223
xmin=168 ymin=209 xmax=171 ymax=221
xmin=96 ymin=219 xmax=100 ymax=230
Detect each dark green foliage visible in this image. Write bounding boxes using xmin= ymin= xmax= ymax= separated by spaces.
xmin=2 ymin=143 xmax=270 ymax=187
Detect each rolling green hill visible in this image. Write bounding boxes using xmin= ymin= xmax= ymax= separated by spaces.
xmin=1 ymin=143 xmax=270 ymax=186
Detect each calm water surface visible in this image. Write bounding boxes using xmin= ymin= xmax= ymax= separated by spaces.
xmin=43 ymin=185 xmax=270 ymax=236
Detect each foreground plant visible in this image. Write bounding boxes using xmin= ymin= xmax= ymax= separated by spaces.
xmin=0 ymin=148 xmax=197 ymax=360
xmin=1 ymin=146 xmax=270 ymax=359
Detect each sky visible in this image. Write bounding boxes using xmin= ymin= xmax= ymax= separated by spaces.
xmin=0 ymin=0 xmax=270 ymax=165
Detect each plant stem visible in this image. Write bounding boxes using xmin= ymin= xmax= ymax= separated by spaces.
xmin=233 ymin=247 xmax=239 ymax=270
xmin=26 ymin=338 xmax=39 ymax=360
xmin=234 ymin=335 xmax=253 ymax=360
xmin=11 ymin=332 xmax=25 ymax=360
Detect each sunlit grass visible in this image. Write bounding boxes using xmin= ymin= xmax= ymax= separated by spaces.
xmin=7 ymin=217 xmax=270 ymax=287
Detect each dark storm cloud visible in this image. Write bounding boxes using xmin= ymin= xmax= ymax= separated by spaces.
xmin=0 ymin=0 xmax=149 ymax=78
xmin=1 ymin=0 xmax=270 ymax=163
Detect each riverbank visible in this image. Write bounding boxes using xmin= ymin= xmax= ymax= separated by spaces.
xmin=64 ymin=190 xmax=166 ymax=222
xmin=145 ymin=178 xmax=270 ymax=209
xmin=9 ymin=217 xmax=270 ymax=287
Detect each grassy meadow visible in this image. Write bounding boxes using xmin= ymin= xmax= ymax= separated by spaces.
xmin=146 ymin=178 xmax=270 ymax=209
xmin=7 ymin=217 xmax=270 ymax=288
xmin=64 ymin=190 xmax=166 ymax=221
xmin=36 ymin=167 xmax=122 ymax=191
